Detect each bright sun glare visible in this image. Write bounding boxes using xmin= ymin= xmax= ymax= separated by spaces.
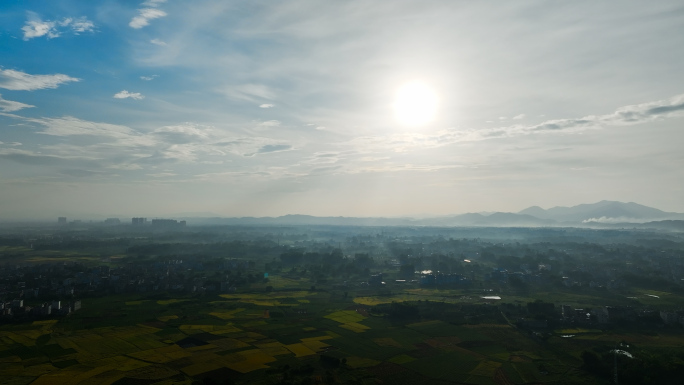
xmin=393 ymin=81 xmax=438 ymax=126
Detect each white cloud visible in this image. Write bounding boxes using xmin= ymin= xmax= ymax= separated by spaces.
xmin=513 ymin=114 xmax=526 ymax=120
xmin=346 ymin=94 xmax=684 ymax=154
xmin=21 ymin=13 xmax=94 ymax=40
xmin=213 ymin=136 xmax=295 ymax=157
xmin=140 ymin=75 xmax=158 ymax=81
xmin=259 ymin=104 xmax=274 ymax=108
xmin=153 ymin=124 xmax=212 ymax=144
xmin=130 ymin=8 xmax=167 ymax=29
xmin=260 ymin=120 xmax=281 ymax=127
xmin=0 ymin=69 xmax=80 ymax=91
xmin=22 ymin=18 xmax=58 ymax=40
xmin=0 ymin=112 xmax=298 ymax=178
xmin=0 ymin=95 xmax=35 ymax=112
xmin=150 ymin=38 xmax=168 ymax=46
xmin=31 ymin=116 xmax=138 ymax=138
xmin=70 ymin=18 xmax=95 ymax=34
xmin=113 ymin=90 xmax=144 ymax=100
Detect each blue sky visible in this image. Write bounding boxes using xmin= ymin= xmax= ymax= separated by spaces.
xmin=1 ymin=0 xmax=684 ymax=220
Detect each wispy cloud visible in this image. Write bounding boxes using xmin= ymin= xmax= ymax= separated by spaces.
xmin=348 ymin=94 xmax=684 ymax=153
xmin=0 ymin=69 xmax=80 ymax=91
xmin=0 ymin=95 xmax=34 ymax=112
xmin=512 ymin=114 xmax=526 ymax=120
xmin=140 ymin=75 xmax=158 ymax=81
xmin=130 ymin=1 xmax=168 ymax=29
xmin=31 ymin=116 xmax=140 ymax=139
xmin=142 ymin=0 xmax=167 ymax=6
xmin=259 ymin=104 xmax=275 ymax=108
xmin=22 ymin=12 xmax=94 ymax=40
xmin=150 ymin=38 xmax=167 ymax=46
xmin=345 ymin=163 xmax=464 ymax=175
xmin=59 ymin=169 xmax=113 ymax=178
xmin=257 ymin=144 xmax=292 ymax=154
xmin=0 ymin=148 xmax=99 ymax=168
xmin=219 ymin=84 xmax=276 ymax=102
xmin=1 ymin=111 xmax=298 ymax=180
xmin=147 ymin=172 xmax=177 ymax=178
xmin=260 ymin=120 xmax=280 ymax=127
xmin=152 ymin=124 xmax=211 ymax=144
xmin=113 ymin=90 xmax=144 ymax=100
xmin=214 ymin=136 xmax=295 ymax=157
xmin=69 ymin=18 xmax=95 ymax=34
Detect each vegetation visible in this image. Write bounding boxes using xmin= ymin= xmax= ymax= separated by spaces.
xmin=1 ymin=224 xmax=683 ymax=384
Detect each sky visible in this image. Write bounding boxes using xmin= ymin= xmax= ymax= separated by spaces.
xmin=1 ymin=0 xmax=684 ymax=220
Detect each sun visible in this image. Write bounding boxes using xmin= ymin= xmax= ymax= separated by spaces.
xmin=393 ymin=81 xmax=438 ymax=126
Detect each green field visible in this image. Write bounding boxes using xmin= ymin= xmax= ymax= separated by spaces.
xmin=0 ymin=281 xmax=624 ymax=384
xmin=2 ymin=280 xmax=682 ymax=384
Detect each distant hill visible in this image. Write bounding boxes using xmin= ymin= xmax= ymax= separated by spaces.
xmin=518 ymin=201 xmax=684 ymax=223
xmin=183 ymin=215 xmax=418 ymax=227
xmin=418 ymin=212 xmax=554 ymax=227
xmin=187 ymin=212 xmax=554 ymax=227
xmin=637 ymin=220 xmax=684 ymax=231
xmin=180 ymin=201 xmax=683 ymax=228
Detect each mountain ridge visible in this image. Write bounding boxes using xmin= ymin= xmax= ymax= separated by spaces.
xmin=178 ymin=201 xmax=684 ymax=227
xmin=517 ymin=200 xmax=683 ymax=223
xmin=175 ymin=200 xmax=684 ymax=228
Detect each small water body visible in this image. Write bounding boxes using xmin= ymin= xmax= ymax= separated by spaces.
xmin=610 ymin=349 xmax=634 ymax=359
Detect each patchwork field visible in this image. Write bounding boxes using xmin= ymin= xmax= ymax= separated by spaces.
xmin=2 ymin=284 xmax=672 ymax=385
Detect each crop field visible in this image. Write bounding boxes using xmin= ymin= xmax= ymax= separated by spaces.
xmin=3 ymin=282 xmax=678 ymax=385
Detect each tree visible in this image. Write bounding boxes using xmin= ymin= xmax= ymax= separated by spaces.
xmin=581 ymin=350 xmax=602 ymax=374
xmin=399 ymin=264 xmax=415 ymax=279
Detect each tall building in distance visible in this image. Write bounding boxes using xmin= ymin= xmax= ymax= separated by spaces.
xmin=57 ymin=217 xmax=67 ymax=225
xmin=151 ymin=219 xmax=186 ymax=228
xmin=104 ymin=218 xmax=120 ymax=225
xmin=131 ymin=217 xmax=147 ymax=226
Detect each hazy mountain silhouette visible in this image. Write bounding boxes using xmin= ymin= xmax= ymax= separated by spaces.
xmin=182 ymin=201 xmax=683 ymax=228
xmin=518 ymin=200 xmax=684 ymax=223
xmin=420 ymin=212 xmax=553 ymax=227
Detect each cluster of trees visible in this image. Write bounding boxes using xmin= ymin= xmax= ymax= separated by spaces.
xmin=127 ymin=240 xmax=281 ymax=259
xmin=278 ymin=251 xmax=378 ymax=283
xmin=373 ymin=301 xmax=505 ymax=325
xmin=279 ymin=249 xmax=345 ymax=266
xmin=582 ymin=346 xmax=684 ymax=385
